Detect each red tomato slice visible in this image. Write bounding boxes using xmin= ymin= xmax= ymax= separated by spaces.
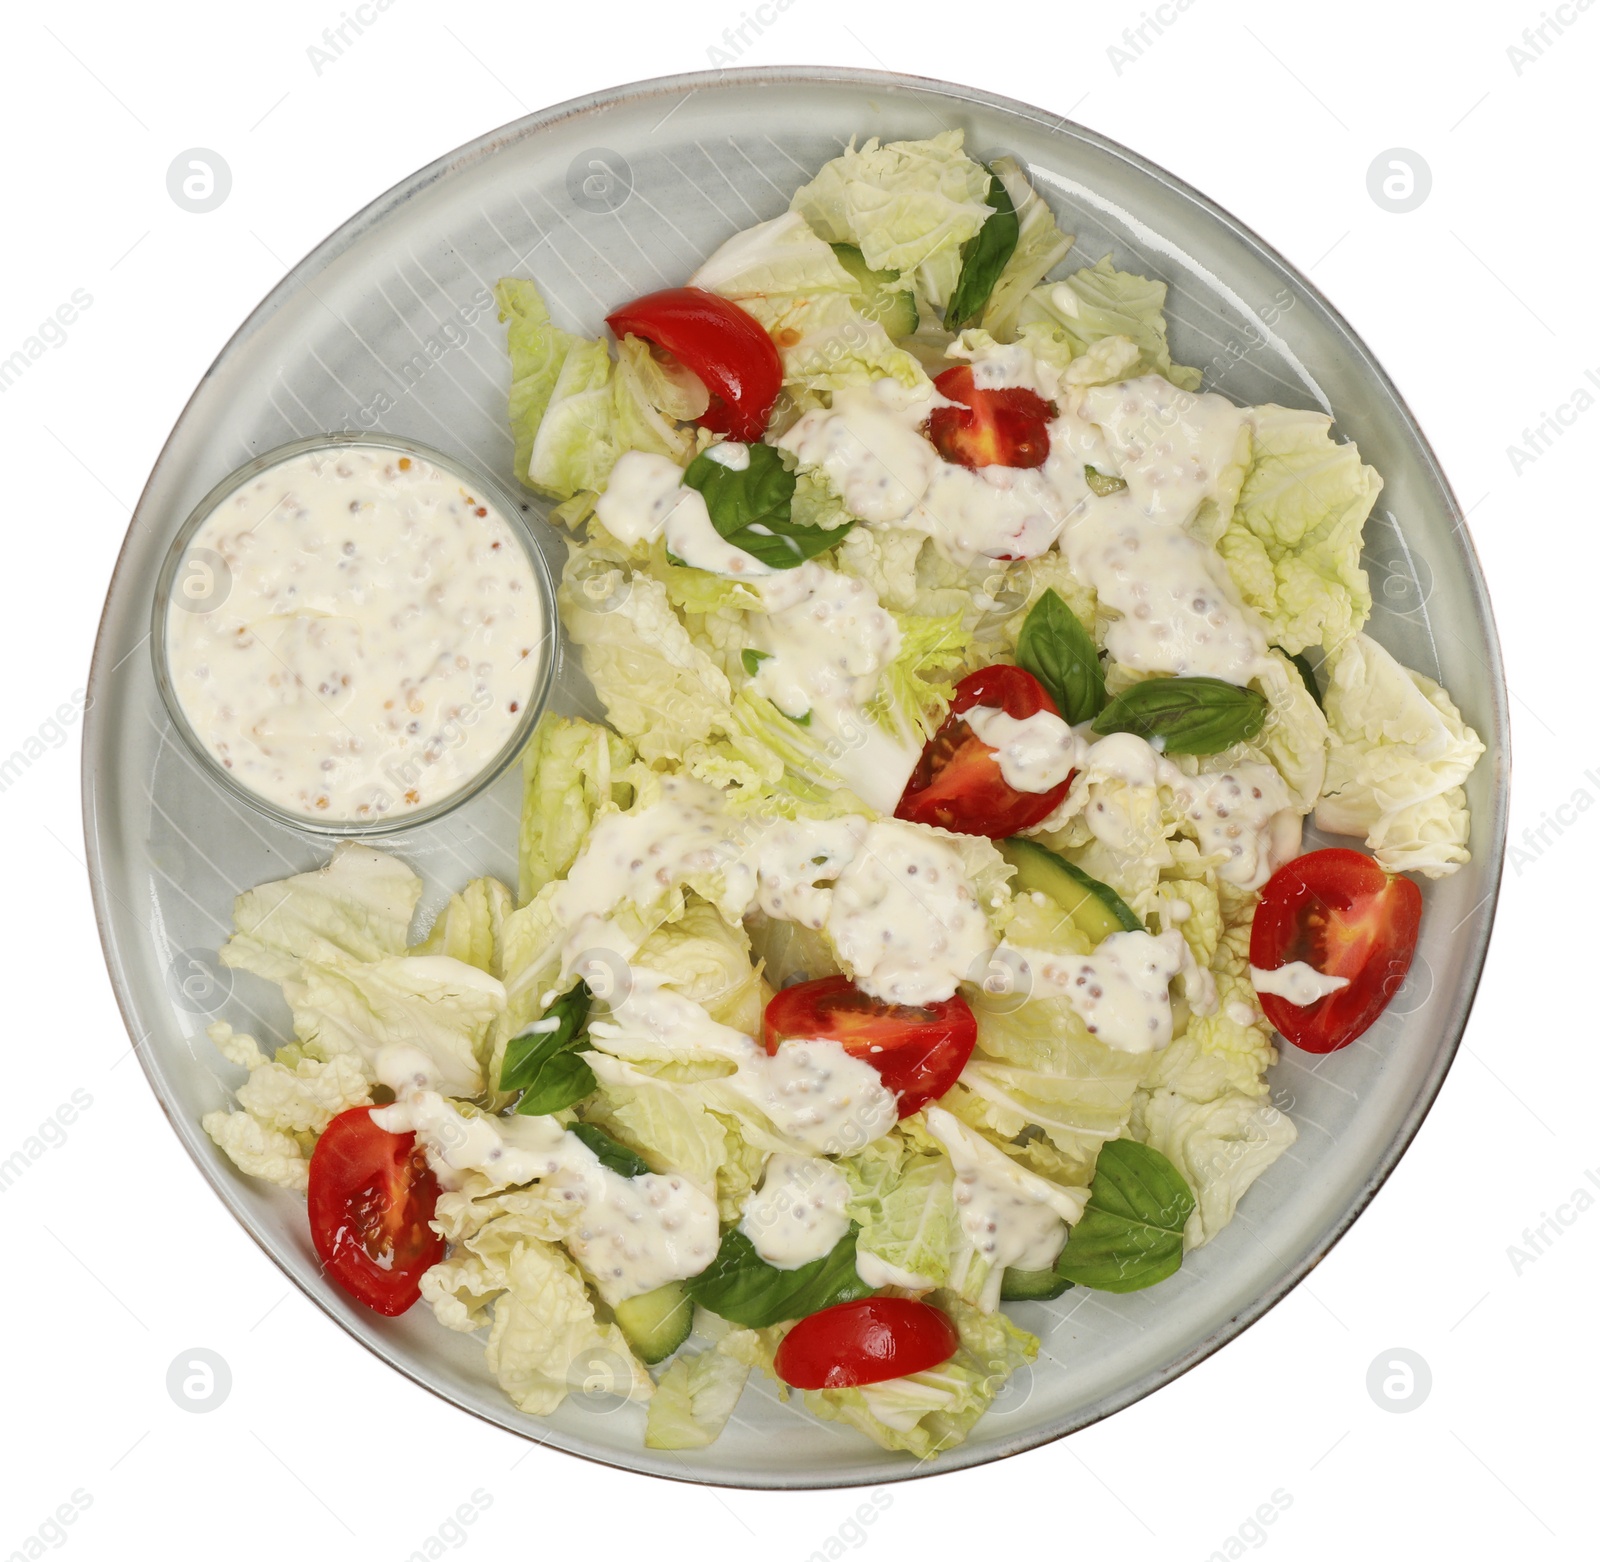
xmin=605 ymin=287 xmax=783 ymax=442
xmin=1250 ymin=848 xmax=1423 ymax=1054
xmin=776 ymin=1298 xmax=961 ymax=1389
xmin=924 ymin=365 xmax=1056 ymax=470
xmin=896 ymin=664 xmax=1072 ymax=837
xmin=764 ymin=975 xmax=977 ymax=1118
xmin=307 ymin=1107 xmax=445 ymax=1316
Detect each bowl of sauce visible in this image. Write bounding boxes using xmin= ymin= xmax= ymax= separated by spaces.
xmin=152 ymin=434 xmax=556 ymax=832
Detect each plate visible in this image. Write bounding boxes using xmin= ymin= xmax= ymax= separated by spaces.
xmin=83 ymin=66 xmax=1509 ymax=1488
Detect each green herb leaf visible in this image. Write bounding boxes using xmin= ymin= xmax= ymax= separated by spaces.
xmin=1052 ymin=1139 xmax=1195 ymax=1293
xmin=741 ymin=648 xmax=770 ymax=677
xmin=682 ymin=444 xmax=851 ymax=570
xmin=945 ymin=168 xmax=1020 ymax=331
xmin=503 ymin=982 xmax=597 ymax=1115
xmin=569 ymin=1122 xmax=651 ymax=1178
xmin=1091 ymin=676 xmax=1267 ymax=755
xmin=1015 ymin=588 xmax=1106 ymax=724
xmin=1280 ymin=646 xmax=1324 ymax=712
xmin=684 ymin=1226 xmax=872 ymax=1328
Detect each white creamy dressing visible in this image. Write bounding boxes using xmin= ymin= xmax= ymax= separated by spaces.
xmin=547 ymin=777 xmax=753 ymax=974
xmin=1251 ymin=961 xmax=1350 ymax=1006
xmin=751 ymin=817 xmax=870 ymax=930
xmin=1071 ymin=375 xmax=1247 ymax=526
xmin=853 ymin=1250 xmax=938 ymax=1291
xmin=1051 ymin=731 xmax=1299 ymax=891
xmin=825 ymin=820 xmax=995 ymax=1006
xmin=926 ymin=1107 xmax=1088 ymax=1310
xmin=737 ymin=1153 xmax=852 ymax=1269
xmin=1058 ymin=491 xmax=1270 ymax=684
xmin=165 ymin=445 xmax=544 ymax=821
xmin=586 ymin=966 xmax=900 ymax=1154
xmin=779 ymin=379 xmax=1096 ymax=562
xmin=1175 ymin=766 xmax=1300 ymax=891
xmin=595 ymin=450 xmax=775 ymax=578
xmin=1000 ymin=928 xmax=1215 ymax=1052
xmin=778 ymin=347 xmax=1272 ymax=687
xmin=746 ymin=562 xmax=919 ymax=812
xmin=547 ymin=781 xmax=999 ymax=1009
xmin=962 ymin=705 xmax=1080 ymax=793
xmin=370 ymin=1084 xmax=719 ymax=1307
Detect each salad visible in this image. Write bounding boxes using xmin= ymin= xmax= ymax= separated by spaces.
xmin=199 ymin=130 xmax=1485 ymax=1458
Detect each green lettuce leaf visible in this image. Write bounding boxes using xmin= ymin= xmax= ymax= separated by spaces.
xmin=802 ymin=1292 xmax=1037 ymax=1457
xmin=1219 ymin=404 xmax=1381 ymax=655
xmin=496 ymin=278 xmax=584 ymax=495
xmin=482 ymin=1240 xmax=652 ymax=1414
xmin=1130 ymin=1087 xmax=1297 ymax=1247
xmin=789 ymin=130 xmax=994 ymax=307
xmin=1017 ymin=256 xmax=1202 ymax=390
xmin=691 ymin=210 xmax=926 ymax=393
xmin=1315 ymin=631 xmax=1484 ymax=877
xmin=842 ymin=1136 xmax=957 ymax=1285
xmin=284 ymin=942 xmax=504 ymax=1099
xmin=411 ymin=876 xmax=514 ymax=975
xmin=558 ymin=544 xmax=734 ymax=765
xmin=219 ymin=842 xmax=420 ymax=985
xmin=645 ymin=1334 xmax=755 ymax=1449
xmin=518 ymin=712 xmax=635 ymax=904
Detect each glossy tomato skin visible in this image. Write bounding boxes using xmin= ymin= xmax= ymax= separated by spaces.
xmin=775 ymin=1298 xmax=962 ymax=1389
xmin=605 ymin=287 xmax=782 ymax=442
xmin=1251 ymin=848 xmax=1423 ymax=1054
xmin=764 ymin=975 xmax=978 ymax=1118
xmin=307 ymin=1107 xmax=445 ymax=1316
xmin=924 ymin=365 xmax=1056 ymax=470
xmin=896 ymin=664 xmax=1072 ymax=837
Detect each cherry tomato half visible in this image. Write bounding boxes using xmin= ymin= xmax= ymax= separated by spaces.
xmin=896 ymin=664 xmax=1072 ymax=837
xmin=605 ymin=287 xmax=783 ymax=442
xmin=307 ymin=1107 xmax=445 ymax=1316
xmin=924 ymin=365 xmax=1056 ymax=470
xmin=776 ymin=1297 xmax=961 ymax=1389
xmin=764 ymin=975 xmax=977 ymax=1118
xmin=1250 ymin=848 xmax=1423 ymax=1054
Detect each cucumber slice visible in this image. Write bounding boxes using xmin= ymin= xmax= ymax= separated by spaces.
xmin=1000 ymin=1266 xmax=1073 ymax=1301
xmin=831 ymin=244 xmax=919 ymax=339
xmin=1000 ymin=837 xmax=1144 ymax=944
xmin=613 ymin=1281 xmax=693 ymax=1365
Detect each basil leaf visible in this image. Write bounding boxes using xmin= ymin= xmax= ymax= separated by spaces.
xmin=569 ymin=1122 xmax=650 ymax=1178
xmin=503 ymin=982 xmax=597 ymax=1115
xmin=1280 ymin=646 xmax=1324 ymax=712
xmin=1015 ymin=588 xmax=1105 ymax=724
xmin=741 ymin=648 xmax=770 ymax=677
xmin=682 ymin=444 xmax=850 ymax=569
xmin=1052 ymin=1139 xmax=1195 ymax=1293
xmin=1091 ymin=676 xmax=1267 ymax=755
xmin=944 ymin=168 xmax=1020 ymax=331
xmin=684 ymin=1225 xmax=872 ymax=1328
xmin=513 ymin=1051 xmax=596 ymax=1116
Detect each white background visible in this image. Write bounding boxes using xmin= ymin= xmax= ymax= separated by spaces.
xmin=1 ymin=0 xmax=1592 ymax=1556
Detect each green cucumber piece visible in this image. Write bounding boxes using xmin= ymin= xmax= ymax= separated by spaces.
xmin=1000 ymin=836 xmax=1144 ymax=943
xmin=613 ymin=1281 xmax=693 ymax=1365
xmin=831 ymin=244 xmax=919 ymax=339
xmin=1000 ymin=1266 xmax=1074 ymax=1301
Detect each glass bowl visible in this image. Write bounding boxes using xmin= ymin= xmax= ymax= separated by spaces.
xmin=149 ymin=432 xmax=556 ymax=835
xmin=82 ymin=66 xmax=1508 ymax=1489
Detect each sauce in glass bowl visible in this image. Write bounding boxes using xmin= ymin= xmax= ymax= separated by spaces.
xmin=155 ymin=436 xmax=553 ymax=830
